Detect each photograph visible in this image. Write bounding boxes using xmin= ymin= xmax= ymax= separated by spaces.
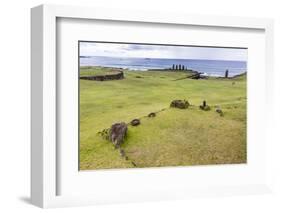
xmin=79 ymin=41 xmax=247 ymax=170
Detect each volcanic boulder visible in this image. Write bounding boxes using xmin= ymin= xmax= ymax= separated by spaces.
xmin=170 ymin=100 xmax=190 ymax=109
xmin=148 ymin=112 xmax=156 ymax=117
xmin=130 ymin=119 xmax=141 ymax=126
xmin=215 ymin=107 xmax=224 ymax=116
xmin=109 ymin=122 xmax=128 ymax=148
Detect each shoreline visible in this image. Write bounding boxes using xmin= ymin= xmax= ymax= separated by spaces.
xmin=80 ymin=65 xmax=247 ymax=78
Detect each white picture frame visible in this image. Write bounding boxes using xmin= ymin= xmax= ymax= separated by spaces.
xmin=31 ymin=4 xmax=274 ymax=208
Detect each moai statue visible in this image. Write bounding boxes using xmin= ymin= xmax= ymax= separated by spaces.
xmin=179 ymin=64 xmax=182 ymax=70
xmin=172 ymin=64 xmax=175 ymax=70
xmin=176 ymin=65 xmax=178 ymax=70
xmin=182 ymin=65 xmax=185 ymax=70
xmin=203 ymin=100 xmax=206 ymax=107
xmin=199 ymin=100 xmax=210 ymax=111
xmin=225 ymin=69 xmax=229 ymax=78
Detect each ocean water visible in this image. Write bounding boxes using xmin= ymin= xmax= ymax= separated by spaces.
xmin=80 ymin=56 xmax=247 ymax=77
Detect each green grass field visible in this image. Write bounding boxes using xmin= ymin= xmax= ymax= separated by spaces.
xmin=79 ymin=66 xmax=247 ymax=170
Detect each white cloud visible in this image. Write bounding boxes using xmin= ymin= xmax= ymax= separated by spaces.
xmin=80 ymin=42 xmax=247 ymax=61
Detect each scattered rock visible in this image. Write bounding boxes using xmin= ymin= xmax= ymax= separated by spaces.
xmin=119 ymin=148 xmax=125 ymax=157
xmin=199 ymin=100 xmax=211 ymax=111
xmin=148 ymin=112 xmax=156 ymax=117
xmin=170 ymin=100 xmax=190 ymax=109
xmin=109 ymin=122 xmax=127 ymax=148
xmin=215 ymin=107 xmax=224 ymax=116
xmin=97 ymin=128 xmax=110 ymax=140
xmin=135 ymin=76 xmax=142 ymax=78
xmin=119 ymin=148 xmax=128 ymax=160
xmin=130 ymin=119 xmax=141 ymax=126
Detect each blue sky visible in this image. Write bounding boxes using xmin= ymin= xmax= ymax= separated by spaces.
xmin=80 ymin=42 xmax=247 ymax=61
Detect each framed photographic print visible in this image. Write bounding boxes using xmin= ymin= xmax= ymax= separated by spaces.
xmin=31 ymin=4 xmax=274 ymax=208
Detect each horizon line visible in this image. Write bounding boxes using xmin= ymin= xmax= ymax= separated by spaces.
xmin=79 ymin=55 xmax=247 ymax=62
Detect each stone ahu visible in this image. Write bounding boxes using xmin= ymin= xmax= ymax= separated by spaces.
xmin=80 ymin=70 xmax=124 ymax=81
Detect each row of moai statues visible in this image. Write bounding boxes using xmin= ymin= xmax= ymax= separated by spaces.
xmin=171 ymin=64 xmax=187 ymax=70
xmin=171 ymin=65 xmax=230 ymax=77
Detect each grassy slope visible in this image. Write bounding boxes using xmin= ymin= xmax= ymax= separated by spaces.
xmin=79 ymin=67 xmax=247 ymax=170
